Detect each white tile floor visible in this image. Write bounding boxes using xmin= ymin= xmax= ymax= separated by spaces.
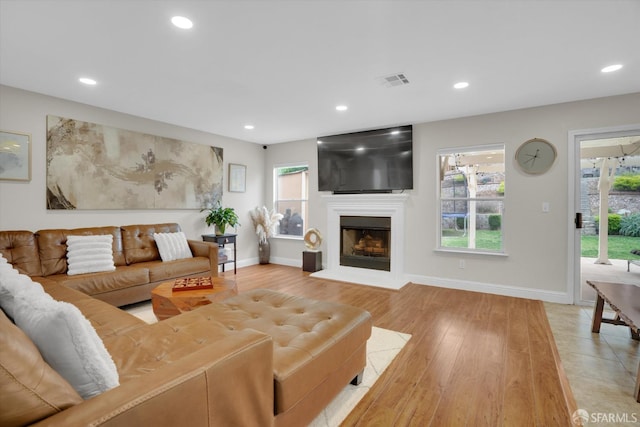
xmin=544 ymin=302 xmax=640 ymax=425
xmin=549 ymin=257 xmax=640 ymax=425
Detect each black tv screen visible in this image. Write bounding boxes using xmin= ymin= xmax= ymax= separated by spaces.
xmin=317 ymin=125 xmax=413 ymax=193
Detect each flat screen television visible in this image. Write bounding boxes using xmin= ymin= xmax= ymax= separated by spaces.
xmin=317 ymin=125 xmax=413 ymax=193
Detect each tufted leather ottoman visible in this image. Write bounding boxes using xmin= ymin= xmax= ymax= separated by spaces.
xmin=201 ymin=289 xmax=372 ymax=426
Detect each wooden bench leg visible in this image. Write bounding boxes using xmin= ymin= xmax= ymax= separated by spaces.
xmin=591 ymin=294 xmax=605 ymax=333
xmin=350 ymin=369 xmax=364 ymax=385
xmin=636 ymin=361 xmax=640 ymax=403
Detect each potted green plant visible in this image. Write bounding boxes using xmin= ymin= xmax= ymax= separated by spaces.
xmin=202 ymin=203 xmax=240 ymax=235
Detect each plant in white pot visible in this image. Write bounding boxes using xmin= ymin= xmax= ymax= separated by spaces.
xmin=249 ymin=206 xmax=283 ymax=264
xmin=202 ymin=202 xmax=240 ymax=235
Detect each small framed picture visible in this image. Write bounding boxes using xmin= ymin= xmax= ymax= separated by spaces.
xmin=0 ymin=130 xmax=31 ymax=181
xmin=228 ymin=163 xmax=246 ymax=192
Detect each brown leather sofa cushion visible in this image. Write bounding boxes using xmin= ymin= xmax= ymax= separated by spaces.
xmin=139 ymin=257 xmax=211 ymax=283
xmin=121 ymin=223 xmax=180 ymax=265
xmin=37 ymin=227 xmax=126 ymax=276
xmin=0 ymin=230 xmax=43 ymax=276
xmin=103 ymin=312 xmax=272 ymax=383
xmin=0 ymin=309 xmax=83 ymax=426
xmin=43 ymin=265 xmax=150 ymax=296
xmin=41 ymin=320 xmax=274 ymax=427
xmin=44 ymin=282 xmax=146 ymax=339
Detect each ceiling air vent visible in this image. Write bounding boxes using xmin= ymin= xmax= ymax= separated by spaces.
xmin=379 ymin=73 xmax=410 ymax=87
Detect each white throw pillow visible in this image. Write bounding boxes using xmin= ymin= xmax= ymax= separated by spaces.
xmin=13 ymin=294 xmax=119 ymax=399
xmin=153 ymin=232 xmax=193 ymax=262
xmin=0 ymin=255 xmax=50 ymax=319
xmin=66 ymin=234 xmax=116 ymax=276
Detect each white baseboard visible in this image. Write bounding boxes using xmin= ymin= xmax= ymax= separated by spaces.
xmin=405 ymin=274 xmax=572 ymax=304
xmin=237 ymin=258 xmax=259 ymax=268
xmin=231 ymin=257 xmax=301 ymax=269
xmin=269 ymin=256 xmax=302 ymax=267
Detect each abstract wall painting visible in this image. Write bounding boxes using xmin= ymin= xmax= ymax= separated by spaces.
xmin=0 ymin=130 xmax=31 ymax=181
xmin=46 ymin=115 xmax=223 ymax=210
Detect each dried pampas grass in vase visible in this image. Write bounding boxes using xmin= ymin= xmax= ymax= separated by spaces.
xmin=249 ymin=206 xmax=283 ymax=264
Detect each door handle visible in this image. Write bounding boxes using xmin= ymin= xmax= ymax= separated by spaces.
xmin=575 ymin=212 xmax=583 ymax=229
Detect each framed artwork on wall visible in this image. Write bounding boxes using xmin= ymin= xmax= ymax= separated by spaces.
xmin=229 ymin=163 xmax=246 ymax=192
xmin=0 ymin=130 xmax=31 ymax=182
xmin=46 ymin=115 xmax=224 ymax=210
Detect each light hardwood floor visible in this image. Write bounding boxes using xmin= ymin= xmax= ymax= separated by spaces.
xmin=219 ymin=264 xmax=577 ymax=426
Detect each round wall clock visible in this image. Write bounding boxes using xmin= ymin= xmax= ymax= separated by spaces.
xmin=515 ymin=138 xmax=557 ymax=174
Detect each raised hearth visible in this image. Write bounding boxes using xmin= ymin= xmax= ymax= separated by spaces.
xmin=311 ymin=194 xmax=408 ymax=289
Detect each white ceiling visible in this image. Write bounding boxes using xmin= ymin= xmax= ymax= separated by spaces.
xmin=1 ymin=0 xmax=639 ymax=145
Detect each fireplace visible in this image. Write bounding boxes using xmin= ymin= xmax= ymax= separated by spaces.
xmin=340 ymin=216 xmax=391 ymax=271
xmin=311 ymin=193 xmax=408 ymax=289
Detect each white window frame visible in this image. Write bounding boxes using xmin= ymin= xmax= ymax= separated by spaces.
xmin=273 ymin=162 xmax=309 ymax=239
xmin=436 ymin=144 xmax=507 ymax=255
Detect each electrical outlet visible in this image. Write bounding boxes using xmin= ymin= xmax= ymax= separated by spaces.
xmin=542 ymin=202 xmax=550 ymax=213
xmin=459 ymin=259 xmax=465 ymax=269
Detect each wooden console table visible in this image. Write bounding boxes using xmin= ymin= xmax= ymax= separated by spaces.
xmin=587 ymin=280 xmax=640 ymax=402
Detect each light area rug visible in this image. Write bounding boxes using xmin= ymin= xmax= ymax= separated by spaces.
xmin=310 ymin=326 xmax=411 ymax=427
xmin=123 ymin=302 xmax=411 ymax=426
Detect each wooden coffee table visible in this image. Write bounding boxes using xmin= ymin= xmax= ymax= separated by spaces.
xmin=151 ymin=277 xmax=238 ymax=320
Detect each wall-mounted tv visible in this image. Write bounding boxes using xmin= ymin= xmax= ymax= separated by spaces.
xmin=317 ymin=125 xmax=413 ymax=193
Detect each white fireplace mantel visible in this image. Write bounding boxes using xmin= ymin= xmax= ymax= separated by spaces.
xmin=311 ymin=193 xmax=409 ymax=289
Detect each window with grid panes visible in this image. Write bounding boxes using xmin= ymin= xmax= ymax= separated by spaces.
xmin=274 ymin=164 xmax=309 ymax=237
xmin=438 ymin=145 xmax=505 ymax=253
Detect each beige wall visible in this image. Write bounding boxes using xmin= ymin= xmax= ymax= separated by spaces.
xmin=0 ymin=85 xmax=266 ymax=264
xmin=264 ymin=92 xmax=640 ymax=301
xmin=3 ymin=84 xmax=639 ymax=301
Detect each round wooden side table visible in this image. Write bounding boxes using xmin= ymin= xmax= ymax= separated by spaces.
xmin=151 ymin=277 xmax=238 ymax=320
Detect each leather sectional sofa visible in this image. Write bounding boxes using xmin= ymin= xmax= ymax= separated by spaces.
xmin=0 ymin=223 xmax=220 ymax=307
xmin=1 ymin=223 xmax=373 ymax=426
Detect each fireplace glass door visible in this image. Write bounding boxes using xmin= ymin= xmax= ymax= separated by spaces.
xmin=340 ymin=216 xmax=391 ymax=271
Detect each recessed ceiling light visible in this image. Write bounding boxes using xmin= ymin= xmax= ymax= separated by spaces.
xmin=335 ymin=105 xmax=348 ymax=111
xmin=601 ymin=64 xmax=623 ymax=73
xmin=78 ymin=77 xmax=97 ymax=85
xmin=171 ymin=16 xmax=193 ymax=29
xmin=244 ymin=124 xmax=254 ymax=130
xmin=453 ymin=81 xmax=469 ymax=89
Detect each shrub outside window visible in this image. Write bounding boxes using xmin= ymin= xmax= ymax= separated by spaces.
xmin=274 ymin=164 xmax=309 ymax=237
xmin=438 ymin=145 xmax=505 ymax=253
